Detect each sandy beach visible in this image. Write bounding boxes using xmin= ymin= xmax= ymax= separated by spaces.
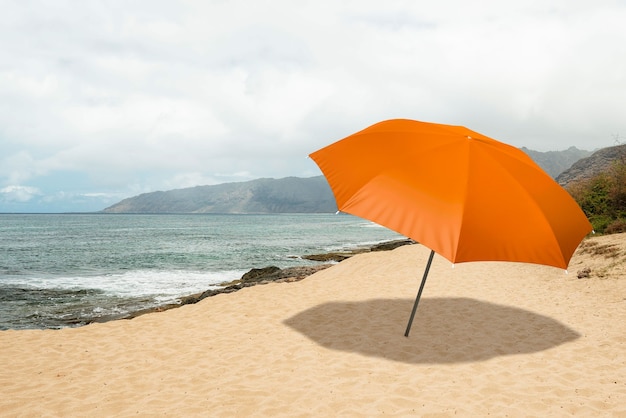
xmin=1 ymin=233 xmax=625 ymax=417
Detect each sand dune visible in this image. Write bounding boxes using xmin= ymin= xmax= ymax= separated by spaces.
xmin=1 ymin=233 xmax=625 ymax=417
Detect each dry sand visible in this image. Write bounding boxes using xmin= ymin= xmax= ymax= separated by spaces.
xmin=1 ymin=233 xmax=625 ymax=417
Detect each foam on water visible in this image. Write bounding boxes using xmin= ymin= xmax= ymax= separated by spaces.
xmin=0 ymin=213 xmax=404 ymax=329
xmin=3 ymin=269 xmax=245 ymax=299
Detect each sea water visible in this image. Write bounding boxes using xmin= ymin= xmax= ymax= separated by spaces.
xmin=0 ymin=213 xmax=403 ymax=330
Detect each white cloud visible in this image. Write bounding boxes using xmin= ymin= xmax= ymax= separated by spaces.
xmin=0 ymin=185 xmax=42 ymax=202
xmin=0 ymin=0 xmax=625 ymax=212
xmin=162 ymin=172 xmax=222 ymax=190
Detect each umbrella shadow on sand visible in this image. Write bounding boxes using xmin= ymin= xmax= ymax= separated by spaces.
xmin=284 ymin=297 xmax=581 ymax=364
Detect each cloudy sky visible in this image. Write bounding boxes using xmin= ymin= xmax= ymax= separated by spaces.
xmin=1 ymin=1 xmax=625 ymax=212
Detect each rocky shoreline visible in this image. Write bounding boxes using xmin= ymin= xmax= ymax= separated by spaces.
xmin=119 ymin=238 xmax=414 ymax=321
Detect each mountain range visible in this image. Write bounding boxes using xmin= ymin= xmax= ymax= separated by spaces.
xmin=520 ymin=146 xmax=591 ymax=178
xmin=103 ymin=176 xmax=337 ymax=213
xmin=556 ymin=144 xmax=626 ymax=186
xmin=102 ymin=146 xmax=597 ymax=214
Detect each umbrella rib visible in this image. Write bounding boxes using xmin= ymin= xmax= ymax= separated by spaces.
xmin=453 ymin=142 xmax=474 ymax=264
xmin=458 ymin=145 xmax=569 ymax=267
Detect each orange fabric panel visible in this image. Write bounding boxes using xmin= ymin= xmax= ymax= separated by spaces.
xmin=310 ymin=119 xmax=592 ymax=269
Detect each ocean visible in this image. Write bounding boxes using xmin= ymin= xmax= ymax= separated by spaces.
xmin=0 ymin=213 xmax=403 ymax=330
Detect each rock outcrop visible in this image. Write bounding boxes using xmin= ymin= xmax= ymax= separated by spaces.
xmin=302 ymin=239 xmax=415 ymax=262
xmin=556 ymin=144 xmax=626 ymax=187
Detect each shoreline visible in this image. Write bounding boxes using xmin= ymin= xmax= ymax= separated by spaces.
xmin=91 ymin=238 xmax=415 ymax=324
xmin=2 ymin=213 xmax=408 ymax=330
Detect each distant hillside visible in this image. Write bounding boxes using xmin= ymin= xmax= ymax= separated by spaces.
xmin=556 ymin=144 xmax=626 ymax=187
xmin=102 ymin=176 xmax=337 ymax=214
xmin=520 ymin=146 xmax=592 ymax=178
xmin=103 ymin=147 xmax=591 ymax=214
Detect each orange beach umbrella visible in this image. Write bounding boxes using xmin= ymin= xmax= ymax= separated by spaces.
xmin=309 ymin=119 xmax=592 ymax=336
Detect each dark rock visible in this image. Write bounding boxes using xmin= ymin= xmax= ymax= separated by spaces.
xmin=370 ymin=239 xmax=415 ymax=251
xmin=276 ymin=265 xmax=332 ymax=281
xmin=302 ymin=252 xmax=354 ymax=262
xmin=577 ymin=267 xmax=591 ymax=279
xmin=303 ymin=239 xmax=415 ymax=262
xmin=241 ymin=266 xmax=281 ymax=283
xmin=238 ymin=265 xmax=333 ymax=284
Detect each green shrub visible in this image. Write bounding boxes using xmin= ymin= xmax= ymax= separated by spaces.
xmin=589 ymin=214 xmax=613 ymax=233
xmin=605 ymin=218 xmax=626 ymax=234
xmin=607 ymin=157 xmax=626 ymax=218
xmin=566 ymin=158 xmax=626 ymax=234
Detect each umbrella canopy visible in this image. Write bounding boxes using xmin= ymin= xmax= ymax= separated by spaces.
xmin=309 ymin=119 xmax=593 ymax=336
xmin=310 ymin=119 xmax=591 ymax=269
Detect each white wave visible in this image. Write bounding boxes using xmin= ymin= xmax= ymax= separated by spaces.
xmin=3 ymin=269 xmax=247 ymax=299
xmin=359 ymin=221 xmax=386 ymax=228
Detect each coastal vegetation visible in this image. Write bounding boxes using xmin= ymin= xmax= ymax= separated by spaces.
xmin=566 ymin=156 xmax=626 ymax=234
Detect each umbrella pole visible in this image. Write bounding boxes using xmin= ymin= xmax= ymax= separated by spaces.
xmin=404 ymin=249 xmax=435 ymax=337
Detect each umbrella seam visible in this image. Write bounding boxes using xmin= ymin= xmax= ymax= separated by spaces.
xmin=461 ymin=144 xmax=570 ymax=268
